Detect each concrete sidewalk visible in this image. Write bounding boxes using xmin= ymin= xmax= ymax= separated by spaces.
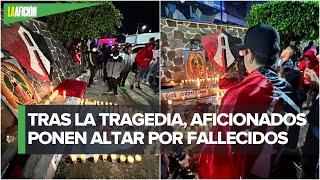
xmin=84 ymin=72 xmax=159 ymax=106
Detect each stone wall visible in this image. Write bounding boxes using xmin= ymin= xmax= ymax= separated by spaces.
xmin=160 ymin=18 xmax=248 ymax=83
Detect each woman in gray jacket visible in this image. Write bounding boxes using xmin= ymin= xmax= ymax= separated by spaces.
xmin=106 ymin=49 xmax=124 ymax=95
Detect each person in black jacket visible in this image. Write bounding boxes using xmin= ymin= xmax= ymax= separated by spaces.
xmin=88 ymin=45 xmax=99 ymax=87
xmin=292 ymin=41 xmax=302 ymax=65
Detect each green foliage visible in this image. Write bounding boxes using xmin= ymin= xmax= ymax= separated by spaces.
xmin=246 ymin=1 xmax=319 ymax=43
xmin=47 ymin=2 xmax=122 ymax=41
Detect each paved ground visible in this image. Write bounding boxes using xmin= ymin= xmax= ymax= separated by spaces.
xmin=83 ymin=72 xmax=159 ymax=106
xmin=54 ymin=71 xmax=160 ymax=179
xmin=55 ymin=155 xmax=159 ymax=179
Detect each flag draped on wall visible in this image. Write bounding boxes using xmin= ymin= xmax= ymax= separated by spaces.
xmin=201 ymin=29 xmax=242 ymax=73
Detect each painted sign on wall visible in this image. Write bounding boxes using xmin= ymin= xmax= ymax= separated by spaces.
xmin=183 ymin=50 xmax=207 ymax=80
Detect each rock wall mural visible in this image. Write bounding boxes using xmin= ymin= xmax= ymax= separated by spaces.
xmin=1 ymin=19 xmax=77 ymax=100
xmin=160 ymin=18 xmax=248 ymax=83
xmin=1 ymin=19 xmax=77 ymax=131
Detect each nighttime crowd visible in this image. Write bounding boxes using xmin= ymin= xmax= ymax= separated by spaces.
xmin=68 ymin=38 xmax=159 ymax=96
xmin=200 ymin=25 xmax=319 ymax=179
xmin=161 ymin=25 xmax=319 ymax=179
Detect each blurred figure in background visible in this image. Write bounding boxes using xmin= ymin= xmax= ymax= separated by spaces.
xmin=303 ymin=41 xmax=314 ymax=54
xmin=292 ymin=41 xmax=302 ymax=65
xmin=119 ymin=44 xmax=134 ymax=88
xmin=88 ymin=45 xmax=99 ymax=87
xmin=146 ymin=39 xmax=160 ymax=86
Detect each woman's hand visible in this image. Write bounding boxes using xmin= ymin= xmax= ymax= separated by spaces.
xmin=304 ymin=68 xmax=318 ymax=83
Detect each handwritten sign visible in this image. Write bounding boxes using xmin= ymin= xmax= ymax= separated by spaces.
xmin=162 ymin=89 xmax=209 ymax=101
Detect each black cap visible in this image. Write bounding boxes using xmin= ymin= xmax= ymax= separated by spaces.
xmin=240 ymin=24 xmax=281 ymax=57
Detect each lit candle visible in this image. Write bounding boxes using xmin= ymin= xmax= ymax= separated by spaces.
xmin=93 ymin=154 xmax=100 ymax=163
xmin=180 ymin=83 xmax=183 ymax=88
xmin=135 ymin=154 xmax=142 ymax=162
xmin=50 ymin=83 xmax=53 ymax=94
xmin=111 ymin=154 xmax=118 ymax=163
xmin=181 ymin=80 xmax=184 ymax=84
xmin=80 ymin=154 xmax=87 ymax=163
xmin=182 ymin=96 xmax=185 ymax=101
xmin=70 ymin=155 xmax=78 ymax=164
xmin=49 ymin=90 xmax=59 ymax=102
xmin=127 ymin=155 xmax=135 ymax=164
xmin=168 ymin=100 xmax=172 ymax=105
xmin=44 ymin=100 xmax=50 ymax=105
xmin=197 ymin=78 xmax=200 ymax=88
xmin=198 ymin=94 xmax=201 ymax=99
xmin=63 ymin=90 xmax=66 ymax=99
xmin=120 ymin=154 xmax=126 ymax=164
xmin=102 ymin=154 xmax=108 ymax=162
xmin=170 ymin=80 xmax=174 ymax=84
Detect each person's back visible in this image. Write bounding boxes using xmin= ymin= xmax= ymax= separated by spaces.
xmin=198 ymin=25 xmax=299 ymax=179
xmin=199 ymin=66 xmax=298 ymax=178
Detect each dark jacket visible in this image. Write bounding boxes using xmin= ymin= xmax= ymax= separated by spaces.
xmin=89 ymin=51 xmax=99 ymax=66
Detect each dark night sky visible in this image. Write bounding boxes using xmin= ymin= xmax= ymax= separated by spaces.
xmin=112 ymin=1 xmax=160 ymax=35
xmin=1 ymin=1 xmax=159 ymax=35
